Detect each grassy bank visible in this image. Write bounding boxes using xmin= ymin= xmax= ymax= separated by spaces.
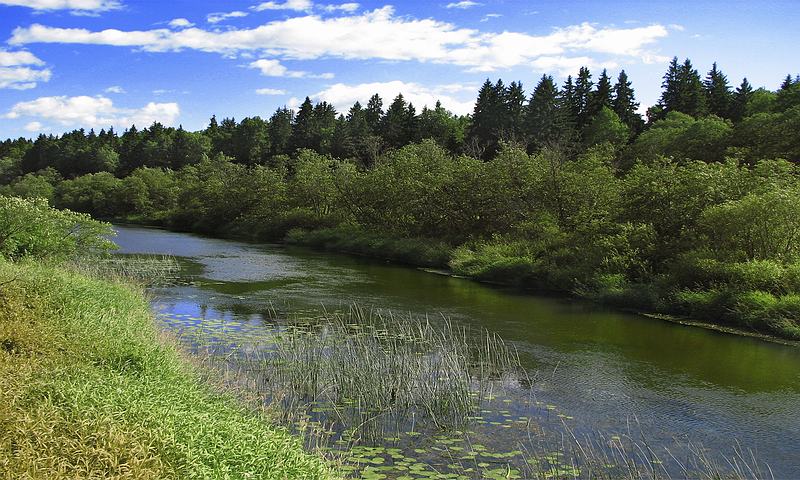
xmin=286 ymin=226 xmax=800 ymax=341
xmin=0 ymin=260 xmax=332 ymax=479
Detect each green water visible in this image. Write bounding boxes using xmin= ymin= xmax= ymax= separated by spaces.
xmin=114 ymin=225 xmax=800 ymax=477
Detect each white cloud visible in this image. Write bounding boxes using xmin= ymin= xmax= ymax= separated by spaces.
xmin=0 ymin=50 xmax=44 ymax=67
xmin=255 ymin=87 xmax=287 ymax=95
xmin=9 ymin=10 xmax=670 ymax=72
xmin=322 ymin=2 xmax=358 ymax=12
xmin=252 ymin=0 xmax=312 ymax=12
xmin=104 ymin=85 xmax=125 ymax=93
xmin=0 ymin=49 xmax=50 ymax=89
xmin=530 ymin=56 xmax=618 ymax=76
xmin=207 ymin=11 xmax=249 ymax=24
xmin=248 ymin=58 xmax=333 ymax=78
xmin=446 ymin=1 xmax=481 ymax=8
xmin=25 ymin=121 xmax=43 ymax=132
xmin=4 ymin=95 xmax=180 ymax=129
xmin=311 ymin=80 xmax=475 ymax=116
xmin=480 ymin=13 xmax=501 ymax=22
xmin=0 ymin=0 xmax=121 ymax=12
xmin=168 ymin=18 xmax=194 ymax=29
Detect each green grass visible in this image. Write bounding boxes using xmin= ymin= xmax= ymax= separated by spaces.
xmin=0 ymin=260 xmax=333 ymax=479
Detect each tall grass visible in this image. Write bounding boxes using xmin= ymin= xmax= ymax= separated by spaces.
xmin=0 ymin=260 xmax=333 ymax=479
xmin=191 ymin=305 xmax=522 ymax=444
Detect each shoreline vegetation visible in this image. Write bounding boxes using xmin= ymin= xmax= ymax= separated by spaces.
xmin=2 ymin=59 xmax=800 ymax=343
xmin=0 ymin=198 xmax=332 ymax=479
xmin=0 ymin=197 xmax=778 ymax=478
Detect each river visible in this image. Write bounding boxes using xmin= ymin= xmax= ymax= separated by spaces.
xmin=114 ymin=224 xmax=800 ymax=478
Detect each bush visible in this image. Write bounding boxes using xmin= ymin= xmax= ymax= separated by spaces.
xmin=0 ymin=196 xmax=115 ymax=260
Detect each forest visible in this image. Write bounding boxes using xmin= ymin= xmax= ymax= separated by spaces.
xmin=3 ymin=57 xmax=800 ymax=339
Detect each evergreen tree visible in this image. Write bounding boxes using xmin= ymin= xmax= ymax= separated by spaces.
xmin=574 ymin=67 xmax=594 ymax=129
xmin=268 ymin=107 xmax=293 ymax=157
xmin=504 ymin=81 xmax=527 ymax=143
xmin=704 ymin=62 xmax=732 ymax=118
xmin=525 ymin=75 xmax=562 ymax=151
xmin=589 ymin=69 xmax=613 ymax=118
xmin=776 ymin=74 xmax=800 ymax=112
xmin=231 ymin=117 xmax=270 ymax=165
xmin=289 ymin=97 xmax=315 ymax=151
xmin=730 ymin=78 xmax=753 ymax=122
xmin=311 ymin=101 xmax=337 ymax=153
xmin=612 ymin=70 xmax=644 ymax=134
xmin=656 ymin=58 xmax=707 ymax=118
xmin=560 ymin=75 xmax=578 ymax=130
xmin=365 ymin=94 xmax=384 ymax=134
xmin=382 ymin=94 xmax=412 ymax=149
xmin=468 ymin=79 xmax=505 ymax=158
xmin=405 ymin=102 xmax=419 ymax=144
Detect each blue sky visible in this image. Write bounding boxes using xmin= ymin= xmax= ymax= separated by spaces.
xmin=0 ymin=0 xmax=796 ymax=138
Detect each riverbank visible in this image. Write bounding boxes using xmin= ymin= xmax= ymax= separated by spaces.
xmin=286 ymin=226 xmax=800 ymax=343
xmin=110 ymin=219 xmax=800 ymax=344
xmin=0 ymin=260 xmax=332 ymax=479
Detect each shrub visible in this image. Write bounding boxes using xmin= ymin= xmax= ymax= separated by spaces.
xmin=0 ymin=196 xmax=115 ymax=260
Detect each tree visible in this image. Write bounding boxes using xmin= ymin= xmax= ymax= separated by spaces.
xmin=776 ymin=74 xmax=800 ymax=112
xmin=311 ymin=101 xmax=337 ymax=154
xmin=589 ymin=69 xmax=613 ymax=118
xmin=416 ymin=101 xmax=466 ymax=153
xmin=0 ymin=196 xmax=115 ymax=260
xmin=704 ymin=62 xmax=732 ymax=118
xmin=654 ymin=57 xmax=707 ymax=119
xmin=289 ymin=97 xmax=315 ymax=152
xmin=268 ymin=107 xmax=293 ymax=157
xmin=382 ymin=94 xmax=413 ymax=149
xmin=525 ymin=75 xmax=562 ymax=151
xmin=365 ymin=94 xmax=384 ymax=134
xmin=468 ymin=79 xmax=505 ymax=158
xmin=504 ymin=81 xmax=527 ymax=144
xmin=231 ymin=117 xmax=270 ymax=165
xmin=574 ymin=67 xmax=594 ymax=129
xmin=583 ymin=107 xmax=630 ymax=150
xmin=730 ymin=78 xmax=754 ymax=122
xmin=700 ymin=186 xmax=800 ymax=262
xmin=612 ymin=70 xmax=644 ymax=134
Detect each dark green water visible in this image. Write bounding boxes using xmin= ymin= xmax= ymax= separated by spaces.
xmin=114 ymin=225 xmax=800 ymax=477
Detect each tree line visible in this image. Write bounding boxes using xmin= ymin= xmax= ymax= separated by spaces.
xmin=2 ymin=58 xmax=800 ymax=339
xmin=2 ymin=57 xmax=799 ymax=183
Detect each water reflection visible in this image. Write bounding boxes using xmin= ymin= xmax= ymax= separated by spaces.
xmin=116 ymin=225 xmax=800 ymax=477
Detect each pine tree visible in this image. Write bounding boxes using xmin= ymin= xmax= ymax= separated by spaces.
xmin=730 ymin=78 xmax=753 ymax=122
xmin=525 ymin=75 xmax=561 ymax=151
xmin=289 ymin=97 xmax=315 ymax=151
xmin=311 ymin=101 xmax=337 ymax=153
xmin=560 ymin=75 xmax=578 ymax=130
xmin=365 ymin=94 xmax=384 ymax=134
xmin=405 ymin=102 xmax=419 ymax=144
xmin=468 ymin=79 xmax=505 ymax=158
xmin=588 ymin=69 xmax=613 ymax=118
xmin=776 ymin=74 xmax=800 ymax=112
xmin=574 ymin=67 xmax=594 ymax=129
xmin=656 ymin=57 xmax=707 ymax=118
xmin=268 ymin=107 xmax=293 ymax=157
xmin=382 ymin=94 xmax=411 ymax=149
xmin=612 ymin=70 xmax=644 ymax=134
xmin=504 ymin=81 xmax=526 ymax=143
xmin=704 ymin=62 xmax=732 ymax=118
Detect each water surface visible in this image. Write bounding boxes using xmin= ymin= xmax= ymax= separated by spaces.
xmin=114 ymin=225 xmax=800 ymax=477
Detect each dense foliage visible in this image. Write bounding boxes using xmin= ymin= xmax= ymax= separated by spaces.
xmin=0 ymin=195 xmax=114 ymax=260
xmin=2 ymin=58 xmax=800 ymax=338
